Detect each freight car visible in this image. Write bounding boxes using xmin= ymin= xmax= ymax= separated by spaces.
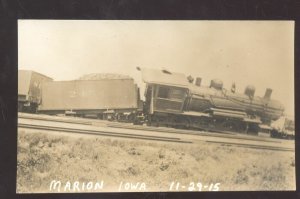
xmin=18 ymin=70 xmax=53 ymax=113
xmin=137 ymin=67 xmax=287 ymax=136
xmin=38 ymin=74 xmax=143 ymax=121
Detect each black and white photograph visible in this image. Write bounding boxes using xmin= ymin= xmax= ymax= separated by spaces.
xmin=17 ymin=20 xmax=295 ymax=192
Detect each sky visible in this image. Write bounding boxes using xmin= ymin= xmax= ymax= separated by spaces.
xmin=18 ymin=20 xmax=294 ymax=117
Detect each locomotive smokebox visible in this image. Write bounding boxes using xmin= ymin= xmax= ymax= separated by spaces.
xmin=195 ymin=77 xmax=202 ymax=86
xmin=244 ymin=85 xmax=255 ymax=98
xmin=264 ymin=88 xmax=273 ymax=100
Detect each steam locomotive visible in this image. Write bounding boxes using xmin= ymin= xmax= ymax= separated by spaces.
xmin=137 ymin=67 xmax=288 ymax=136
xmin=18 ymin=68 xmax=293 ymax=138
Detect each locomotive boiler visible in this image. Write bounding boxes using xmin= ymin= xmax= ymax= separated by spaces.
xmin=137 ymin=67 xmax=285 ymax=135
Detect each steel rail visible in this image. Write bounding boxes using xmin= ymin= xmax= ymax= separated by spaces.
xmin=18 ymin=115 xmax=92 ymax=125
xmin=205 ymin=140 xmax=294 ymax=152
xmin=18 ymin=114 xmax=293 ymax=152
xmin=106 ymin=123 xmax=281 ymax=144
xmin=18 ymin=123 xmax=192 ymax=144
xmin=19 ymin=113 xmax=282 ymax=144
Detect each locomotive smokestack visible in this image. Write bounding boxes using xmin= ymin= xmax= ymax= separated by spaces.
xmin=195 ymin=77 xmax=202 ymax=86
xmin=264 ymin=88 xmax=272 ymax=100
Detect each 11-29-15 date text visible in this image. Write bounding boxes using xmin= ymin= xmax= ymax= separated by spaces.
xmin=169 ymin=182 xmax=220 ymax=191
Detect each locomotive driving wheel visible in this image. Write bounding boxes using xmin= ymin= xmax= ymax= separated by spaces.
xmin=182 ymin=117 xmax=191 ymax=129
xmin=169 ymin=116 xmax=191 ymax=129
xmin=220 ymin=120 xmax=241 ymax=133
xmin=147 ymin=115 xmax=160 ymax=127
xmin=247 ymin=123 xmax=259 ymax=135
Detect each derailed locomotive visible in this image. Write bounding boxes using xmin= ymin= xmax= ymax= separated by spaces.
xmin=18 ymin=68 xmax=293 ymax=138
xmin=137 ymin=67 xmax=287 ymax=136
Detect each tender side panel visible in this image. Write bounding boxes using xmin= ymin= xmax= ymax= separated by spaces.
xmin=39 ymin=79 xmax=138 ymax=111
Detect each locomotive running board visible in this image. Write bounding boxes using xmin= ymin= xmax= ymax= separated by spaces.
xmin=181 ymin=111 xmax=210 ymax=117
xmin=259 ymin=124 xmax=272 ymax=130
xmin=210 ymin=108 xmax=246 ymax=119
xmin=244 ymin=118 xmax=262 ymax=124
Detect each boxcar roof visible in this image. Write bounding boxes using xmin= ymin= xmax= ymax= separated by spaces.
xmin=139 ymin=68 xmax=189 ymax=88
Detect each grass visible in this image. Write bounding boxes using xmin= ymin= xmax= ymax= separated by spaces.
xmin=17 ymin=129 xmax=296 ymax=192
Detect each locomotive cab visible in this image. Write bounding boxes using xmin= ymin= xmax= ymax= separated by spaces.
xmin=145 ymin=84 xmax=188 ymax=114
xmin=138 ymin=67 xmax=190 ymax=126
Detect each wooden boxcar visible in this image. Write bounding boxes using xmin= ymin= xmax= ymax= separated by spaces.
xmin=18 ymin=70 xmax=53 ymax=112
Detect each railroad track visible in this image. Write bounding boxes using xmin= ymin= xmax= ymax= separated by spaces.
xmin=106 ymin=123 xmax=281 ymax=144
xmin=18 ymin=123 xmax=192 ymax=144
xmin=19 ymin=113 xmax=281 ymax=144
xmin=205 ymin=140 xmax=294 ymax=152
xmin=18 ymin=113 xmax=294 ymax=152
xmin=107 ymin=124 xmax=294 ymax=152
xmin=18 ymin=114 xmax=92 ymax=125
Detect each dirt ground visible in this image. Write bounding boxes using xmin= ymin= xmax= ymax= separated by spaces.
xmin=17 ymin=129 xmax=296 ymax=193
